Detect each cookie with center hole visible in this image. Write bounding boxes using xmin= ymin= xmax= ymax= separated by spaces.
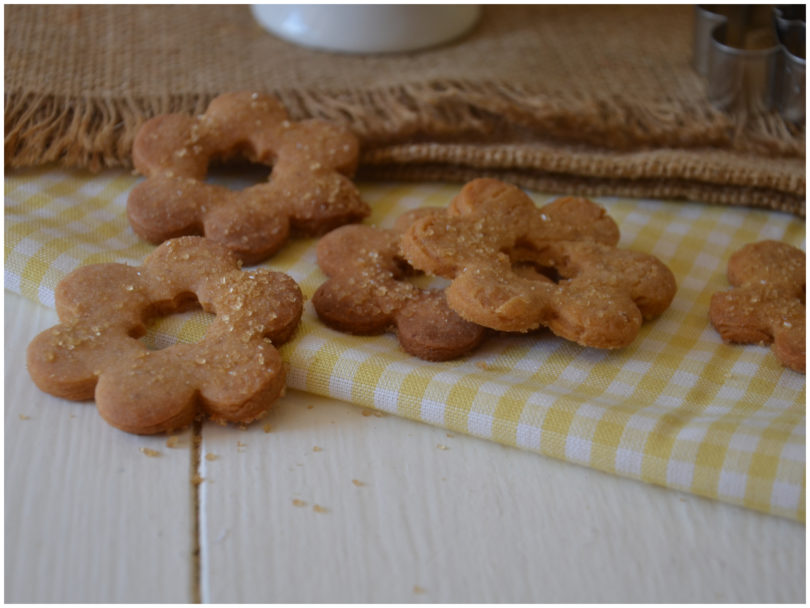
xmin=127 ymin=91 xmax=369 ymax=264
xmin=400 ymin=178 xmax=677 ymax=349
xmin=312 ymin=209 xmax=487 ymax=361
xmin=26 ymin=236 xmax=304 ymax=434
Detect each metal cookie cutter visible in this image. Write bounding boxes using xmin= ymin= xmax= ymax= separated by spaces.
xmin=693 ymin=5 xmax=805 ymax=124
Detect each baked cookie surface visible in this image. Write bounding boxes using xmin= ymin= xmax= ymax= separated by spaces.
xmin=26 ymin=236 xmax=304 ymax=434
xmin=128 ymin=91 xmax=369 ymax=264
xmin=400 ymin=178 xmax=677 ymax=348
xmin=710 ymin=240 xmax=805 ymax=373
xmin=313 ymin=210 xmax=486 ymax=361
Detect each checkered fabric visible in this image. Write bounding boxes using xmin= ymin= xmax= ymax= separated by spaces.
xmin=5 ymin=168 xmax=805 ymax=521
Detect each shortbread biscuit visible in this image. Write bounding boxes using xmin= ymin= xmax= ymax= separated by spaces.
xmin=128 ymin=91 xmax=369 ymax=264
xmin=710 ymin=240 xmax=805 ymax=373
xmin=313 ymin=210 xmax=486 ymax=361
xmin=26 ymin=236 xmax=304 ymax=434
xmin=400 ymin=178 xmax=677 ymax=348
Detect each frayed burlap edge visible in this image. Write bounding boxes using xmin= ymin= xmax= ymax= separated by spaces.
xmin=5 ymin=92 xmax=212 ymax=172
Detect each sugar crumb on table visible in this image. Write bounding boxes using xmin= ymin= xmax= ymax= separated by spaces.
xmin=140 ymin=447 xmax=161 ymax=457
xmin=361 ymin=408 xmax=387 ymax=417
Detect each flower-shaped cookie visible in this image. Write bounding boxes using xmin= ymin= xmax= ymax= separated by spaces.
xmin=26 ymin=236 xmax=304 ymax=434
xmin=128 ymin=91 xmax=369 ymax=264
xmin=710 ymin=240 xmax=805 ymax=373
xmin=313 ymin=210 xmax=487 ymax=360
xmin=400 ymin=178 xmax=677 ymax=348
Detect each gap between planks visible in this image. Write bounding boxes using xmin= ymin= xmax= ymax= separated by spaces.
xmin=190 ymin=418 xmax=203 ymax=603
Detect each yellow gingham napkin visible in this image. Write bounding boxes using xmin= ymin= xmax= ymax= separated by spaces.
xmin=5 ymin=167 xmax=805 ymax=521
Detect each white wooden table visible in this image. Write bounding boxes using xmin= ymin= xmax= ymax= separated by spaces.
xmin=5 ymin=290 xmax=804 ymax=602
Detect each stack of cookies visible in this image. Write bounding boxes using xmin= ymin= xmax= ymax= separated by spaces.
xmin=313 ymin=178 xmax=678 ymax=360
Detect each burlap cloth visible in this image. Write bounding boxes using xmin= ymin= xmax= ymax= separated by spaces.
xmin=4 ymin=4 xmax=806 ymax=216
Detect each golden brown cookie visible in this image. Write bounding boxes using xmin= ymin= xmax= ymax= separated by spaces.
xmin=710 ymin=240 xmax=805 ymax=373
xmin=128 ymin=91 xmax=369 ymax=264
xmin=26 ymin=236 xmax=304 ymax=434
xmin=312 ymin=210 xmax=487 ymax=361
xmin=400 ymin=178 xmax=677 ymax=348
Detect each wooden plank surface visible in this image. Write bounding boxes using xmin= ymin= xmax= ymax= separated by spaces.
xmin=5 ymin=293 xmax=195 ymax=603
xmin=5 ymin=291 xmax=805 ymax=602
xmin=198 ymin=389 xmax=805 ymax=603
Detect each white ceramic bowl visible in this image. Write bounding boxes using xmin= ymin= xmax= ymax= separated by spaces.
xmin=251 ymin=4 xmax=481 ymax=54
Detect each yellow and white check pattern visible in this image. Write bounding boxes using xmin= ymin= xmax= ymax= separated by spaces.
xmin=5 ymin=167 xmax=805 ymax=521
